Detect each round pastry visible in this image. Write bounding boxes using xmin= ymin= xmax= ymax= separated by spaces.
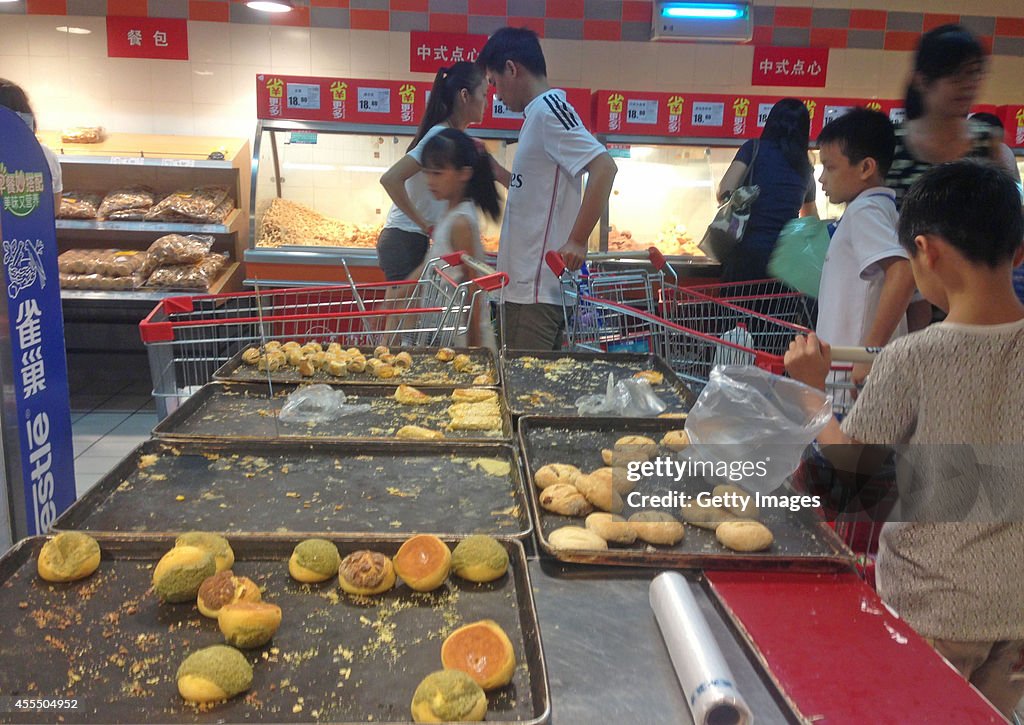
xmin=338 ymin=550 xmax=396 ymax=596
xmin=298 ymin=358 xmax=316 ymax=376
xmin=241 ymin=347 xmax=260 ymax=365
xmin=628 ymin=511 xmax=686 ymax=546
xmin=326 ymin=342 xmax=342 ymax=355
xmin=218 ymin=601 xmax=283 ymax=648
xmin=533 ymin=463 xmax=582 ymax=490
xmin=37 ymin=532 xmax=101 ymax=583
xmin=282 ymin=340 xmax=302 ymax=351
xmin=286 ymin=348 xmax=305 ymax=367
xmin=548 ymin=526 xmax=609 ymax=552
xmin=574 ymin=472 xmax=624 ymax=513
xmin=472 ymin=373 xmax=496 ymax=385
xmin=394 ymin=534 xmax=451 ymax=592
xmin=326 ymin=359 xmax=348 ymax=377
xmin=600 ymin=449 xmax=614 ymax=466
xmin=176 ymin=645 xmax=253 ymax=703
xmin=450 ymin=535 xmax=508 ymax=583
xmin=264 ymin=340 xmax=282 ymax=352
xmin=175 ymin=532 xmax=234 ymax=573
xmin=347 ymin=357 xmax=367 ymax=374
xmin=374 ymin=363 xmax=397 ymax=379
xmin=435 ymin=347 xmax=456 ymax=362
xmin=441 ymin=620 xmax=516 ymax=690
xmin=660 ymin=429 xmax=690 ymax=452
xmin=197 ymin=570 xmax=262 ymax=618
xmin=394 ymin=351 xmax=413 ymax=369
xmin=153 ymin=546 xmax=217 ymax=603
xmin=716 ymin=520 xmax=774 ymax=552
xmin=374 ymin=345 xmax=390 ymax=358
xmin=258 ymin=353 xmax=284 ymax=372
xmin=585 ymin=512 xmax=637 ymax=545
xmin=614 ymin=435 xmax=658 ymax=458
xmin=634 ymin=370 xmax=664 ymax=385
xmin=452 ymin=354 xmax=474 ymax=373
xmin=681 ymin=500 xmax=737 ymax=531
xmin=539 ymin=483 xmax=593 ymax=517
xmin=611 ymin=466 xmax=635 ymax=496
xmin=411 ymin=669 xmax=486 ymax=723
xmin=712 ymin=484 xmax=759 ymax=519
xmin=289 ymin=539 xmax=341 ymax=583
xmin=379 ymin=353 xmax=396 ymax=364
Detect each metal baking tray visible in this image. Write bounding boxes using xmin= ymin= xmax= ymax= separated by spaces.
xmin=214 ymin=345 xmax=499 ymax=388
xmin=518 ymin=417 xmax=856 ymax=571
xmin=500 ymin=351 xmax=696 ymax=418
xmin=153 ymin=382 xmax=512 ymax=444
xmin=0 ymin=536 xmax=548 ymax=724
xmin=53 ymin=439 xmax=530 ymax=540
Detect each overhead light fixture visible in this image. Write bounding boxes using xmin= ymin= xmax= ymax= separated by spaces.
xmin=56 ymin=26 xmax=92 ymax=34
xmin=661 ymin=3 xmax=746 ymax=20
xmin=247 ymin=0 xmax=293 ymax=12
xmin=652 ymin=1 xmax=751 ymax=42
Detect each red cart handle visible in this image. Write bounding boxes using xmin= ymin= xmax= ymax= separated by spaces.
xmin=545 ymin=250 xmax=567 ymax=278
xmin=648 ymin=246 xmax=667 ymax=271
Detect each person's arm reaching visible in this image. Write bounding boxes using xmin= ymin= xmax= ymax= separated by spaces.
xmin=557 ymin=152 xmax=617 ymax=271
xmin=853 ymin=257 xmax=915 ymax=385
xmin=717 ymin=160 xmax=748 ymax=203
xmin=449 ymin=215 xmax=483 ymax=347
xmin=380 ymin=155 xmax=431 ymax=235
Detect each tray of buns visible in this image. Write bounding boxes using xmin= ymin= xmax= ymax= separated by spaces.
xmin=518 ymin=417 xmax=855 ymax=571
xmin=213 ymin=343 xmax=498 ymax=388
xmin=153 ymin=382 xmax=512 ymax=444
xmin=0 ymin=535 xmax=548 ymax=724
xmin=53 ymin=439 xmax=531 ymax=540
xmin=500 ymin=351 xmax=696 ymax=418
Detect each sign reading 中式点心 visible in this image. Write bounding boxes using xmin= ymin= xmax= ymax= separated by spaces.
xmin=0 ymin=107 xmax=76 ymax=537
xmin=752 ymin=47 xmax=828 ymax=88
xmin=409 ymin=32 xmax=487 ymax=73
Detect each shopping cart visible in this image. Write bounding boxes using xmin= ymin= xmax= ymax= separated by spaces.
xmin=139 ymin=252 xmax=506 ymax=418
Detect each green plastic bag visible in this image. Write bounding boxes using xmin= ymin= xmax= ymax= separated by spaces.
xmin=768 ymin=216 xmax=832 ymax=298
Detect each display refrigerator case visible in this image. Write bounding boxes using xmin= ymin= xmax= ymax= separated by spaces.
xmin=247 ymin=73 xmax=592 ymax=287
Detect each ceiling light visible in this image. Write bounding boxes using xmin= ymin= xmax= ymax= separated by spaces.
xmin=56 ymin=26 xmax=92 ymax=34
xmin=661 ymin=2 xmax=747 ymax=20
xmin=247 ymin=0 xmax=293 ymax=12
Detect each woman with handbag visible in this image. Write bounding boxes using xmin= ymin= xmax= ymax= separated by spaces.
xmin=716 ymin=98 xmax=818 ymax=282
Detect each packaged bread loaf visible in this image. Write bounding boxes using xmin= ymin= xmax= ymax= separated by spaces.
xmin=97 ymin=249 xmax=148 ymax=278
xmin=58 ymin=249 xmax=92 ymax=274
xmin=147 ymin=234 xmax=215 ymax=266
xmin=60 ymin=273 xmax=135 ymax=291
xmin=144 ymin=253 xmax=227 ymax=290
xmin=58 ymin=192 xmax=101 ymax=219
xmin=145 ymin=186 xmax=229 ymax=223
xmin=98 ymin=187 xmax=156 ymax=219
xmin=61 ymin=126 xmax=105 ymax=144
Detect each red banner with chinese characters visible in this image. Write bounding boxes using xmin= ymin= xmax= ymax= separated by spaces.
xmin=999 ymin=106 xmax=1024 ymax=147
xmin=106 ymin=16 xmax=188 ymax=61
xmin=409 ymin=32 xmax=487 ymax=73
xmin=752 ymin=47 xmax=828 ymax=88
xmin=256 ymin=74 xmax=432 ymax=125
xmin=482 ymin=87 xmax=593 ymax=131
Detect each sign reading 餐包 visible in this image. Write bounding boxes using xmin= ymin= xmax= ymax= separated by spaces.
xmin=751 ymin=47 xmax=828 ymax=88
xmin=409 ymin=32 xmax=487 ymax=73
xmin=107 ymin=16 xmax=188 ymax=61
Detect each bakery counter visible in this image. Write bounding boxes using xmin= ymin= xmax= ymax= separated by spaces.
xmin=244 ymin=246 xmax=384 ymax=286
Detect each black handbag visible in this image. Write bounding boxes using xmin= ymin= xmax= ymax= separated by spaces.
xmin=699 ymin=141 xmax=761 ymax=263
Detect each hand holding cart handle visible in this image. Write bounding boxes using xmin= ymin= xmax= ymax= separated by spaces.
xmin=439 ymin=251 xmax=509 ymax=292
xmin=545 ymin=248 xmax=661 ymax=279
xmin=828 ymin=346 xmax=881 ymax=364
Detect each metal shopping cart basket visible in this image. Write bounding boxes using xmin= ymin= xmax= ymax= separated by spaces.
xmin=139 ymin=252 xmax=506 ymax=418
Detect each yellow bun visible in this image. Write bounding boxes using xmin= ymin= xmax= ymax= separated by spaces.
xmin=712 ymin=484 xmax=759 ymax=519
xmin=628 ymin=511 xmax=686 ymax=546
xmin=394 ymin=535 xmax=451 ymax=592
xmin=288 ymin=539 xmax=341 ymax=583
xmin=37 ymin=532 xmax=101 ymax=583
xmin=175 ymin=532 xmax=234 ymax=573
xmin=660 ymin=429 xmax=690 ymax=452
xmin=153 ymin=546 xmax=216 ymax=603
xmin=394 ymin=351 xmax=413 ymax=369
xmin=411 ymin=669 xmax=487 ymax=723
xmin=585 ymin=512 xmax=637 ymax=545
xmin=374 ymin=345 xmax=390 ymax=358
xmin=574 ymin=471 xmax=624 ymax=513
xmin=441 ymin=620 xmax=516 ymax=690
xmin=451 ymin=535 xmax=508 ymax=583
xmin=548 ymin=526 xmax=609 ymax=552
xmin=681 ymin=499 xmax=737 ymax=531
xmin=611 ymin=466 xmax=635 ymax=495
xmin=538 ymin=483 xmax=593 ymax=517
xmin=176 ymin=645 xmax=253 ymax=703
xmin=338 ymin=551 xmax=396 ymax=596
xmin=435 ymin=347 xmax=456 ymax=362
xmin=716 ymin=520 xmax=774 ymax=552
xmin=601 ymin=449 xmax=614 ymax=466
xmin=197 ymin=570 xmax=262 ymax=618
xmin=218 ymin=601 xmax=282 ymax=648
xmin=614 ymin=435 xmax=658 ymax=458
xmin=634 ymin=370 xmax=664 ymax=385
xmin=534 ymin=463 xmax=582 ymax=490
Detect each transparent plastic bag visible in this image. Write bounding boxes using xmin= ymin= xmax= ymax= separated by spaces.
xmin=575 ymin=372 xmax=668 ymax=417
xmin=278 ymin=384 xmax=371 ymax=424
xmin=685 ymin=365 xmax=832 ymax=494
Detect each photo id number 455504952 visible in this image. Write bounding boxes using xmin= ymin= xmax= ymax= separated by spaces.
xmin=1 ymin=698 xmax=80 ymax=712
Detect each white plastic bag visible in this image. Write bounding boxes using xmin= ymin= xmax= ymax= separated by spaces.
xmin=685 ymin=365 xmax=832 ymax=493
xmin=575 ymin=372 xmax=668 ymax=417
xmin=279 ymin=384 xmax=371 ymax=424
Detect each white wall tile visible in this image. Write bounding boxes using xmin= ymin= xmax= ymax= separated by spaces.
xmin=310 ymin=28 xmax=351 ymax=76
xmin=230 ymin=24 xmax=271 ymax=67
xmin=65 ymin=57 xmax=110 ymax=105
xmin=0 ymin=16 xmax=30 ymax=57
xmin=542 ymin=38 xmax=584 ymax=85
xmin=107 ymin=58 xmax=154 ymax=102
xmin=152 ymin=59 xmax=194 ymax=103
xmin=65 ymin=16 xmax=108 ymax=59
xmin=580 ymin=41 xmax=623 ymax=89
xmin=26 ymin=16 xmax=70 ymax=58
xmin=151 ymin=101 xmax=195 ymax=136
xmin=388 ymin=31 xmax=410 ymax=77
xmin=656 ymin=43 xmax=696 ymax=88
xmin=187 ymin=21 xmax=227 ymax=66
xmin=106 ymin=100 xmax=156 ymax=134
xmin=191 ymin=63 xmax=234 ymax=104
xmin=349 ymin=29 xmax=389 ymax=76
xmin=270 ymin=27 xmax=311 ymax=71
xmin=0 ymin=56 xmax=33 ymax=94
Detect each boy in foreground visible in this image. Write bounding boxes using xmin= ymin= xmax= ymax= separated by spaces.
xmin=786 ymin=160 xmax=1024 ymax=717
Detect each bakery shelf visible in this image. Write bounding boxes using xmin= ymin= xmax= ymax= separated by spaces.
xmin=54 ymin=154 xmax=234 ymax=169
xmin=60 ymin=262 xmax=243 ymax=302
xmin=56 ymin=208 xmax=244 ymax=236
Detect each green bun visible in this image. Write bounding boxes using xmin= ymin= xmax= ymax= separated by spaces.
xmin=175 ymin=532 xmax=235 ymax=572
xmin=411 ymin=669 xmax=486 ymax=723
xmin=153 ymin=546 xmax=217 ymax=603
xmin=291 ymin=539 xmax=341 ymax=577
xmin=176 ymin=645 xmax=253 ymax=700
xmin=37 ymin=532 xmax=101 ymax=582
xmin=450 ymin=535 xmax=509 ymax=583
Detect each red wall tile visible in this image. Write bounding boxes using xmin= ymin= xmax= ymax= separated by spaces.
xmin=311 ymin=0 xmax=348 ymax=7
xmin=429 ymin=13 xmax=468 ymax=33
xmin=979 ymin=36 xmax=993 ymax=54
xmin=583 ymin=20 xmax=619 ymax=41
xmin=995 ymin=17 xmax=1024 ymax=37
xmin=26 ymin=0 xmax=66 ymax=14
xmin=350 ymin=8 xmax=389 ymax=30
xmin=849 ymin=9 xmax=886 ymax=31
xmin=810 ymin=28 xmax=847 ymax=49
xmin=884 ymin=31 xmax=920 ymax=51
xmin=750 ymin=25 xmax=772 ymax=46
xmin=774 ymin=7 xmax=813 ymax=28
xmin=507 ymin=16 xmax=544 ymax=36
xmin=922 ymin=13 xmax=959 ymax=32
xmin=546 ymin=0 xmax=583 ymax=20
xmin=106 ymin=0 xmax=148 ymax=16
xmin=391 ymin=0 xmax=427 ymax=11
xmin=622 ymin=0 xmax=651 ymax=24
xmin=271 ymin=5 xmax=309 ymax=26
xmin=189 ymin=0 xmax=229 ymax=22
xmin=468 ymin=0 xmax=505 ymax=15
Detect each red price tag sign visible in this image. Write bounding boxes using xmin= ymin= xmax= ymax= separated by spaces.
xmin=106 ymin=17 xmax=188 ymax=61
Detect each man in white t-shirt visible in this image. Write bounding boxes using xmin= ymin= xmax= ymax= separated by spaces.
xmin=478 ymin=27 xmax=617 ymax=350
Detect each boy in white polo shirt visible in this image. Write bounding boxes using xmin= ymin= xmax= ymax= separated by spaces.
xmin=478 ymin=27 xmax=617 ymax=350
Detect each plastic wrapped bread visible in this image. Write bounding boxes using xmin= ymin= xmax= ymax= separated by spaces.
xmin=144 ymin=186 xmax=229 ymax=223
xmin=98 ymin=187 xmax=156 ymax=219
xmin=61 ymin=126 xmax=106 ymax=144
xmin=58 ymin=192 xmax=102 ymax=219
xmin=144 ymin=253 xmax=228 ymax=290
xmin=146 ymin=234 xmax=215 ymax=266
xmin=58 ymin=249 xmax=149 ymax=278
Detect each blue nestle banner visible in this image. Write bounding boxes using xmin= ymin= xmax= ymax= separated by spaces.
xmin=0 ymin=107 xmax=76 ymax=535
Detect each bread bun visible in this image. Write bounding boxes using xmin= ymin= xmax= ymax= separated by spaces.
xmin=629 ymin=511 xmax=685 ymax=545
xmin=288 ymin=539 xmax=341 ymax=583
xmin=611 ymin=466 xmax=635 ymax=495
xmin=716 ymin=520 xmax=774 ymax=552
xmin=441 ymin=619 xmax=516 ymax=690
xmin=549 ymin=525 xmax=609 ymax=552
xmin=614 ymin=435 xmax=658 ymax=458
xmin=452 ymin=354 xmax=474 ymax=373
xmin=451 ymin=535 xmax=508 ymax=583
xmin=153 ymin=546 xmax=217 ymax=603
xmin=633 ymin=370 xmax=664 ymax=385
xmin=574 ymin=471 xmax=624 ymax=513
xmin=338 ymin=550 xmax=396 ymax=596
xmin=37 ymin=532 xmax=101 ymax=582
xmin=176 ymin=645 xmax=253 ymax=704
xmin=175 ymin=532 xmax=234 ymax=573
xmin=218 ymin=601 xmax=282 ymax=648
xmin=660 ymin=429 xmax=690 ymax=452
xmin=451 ymin=388 xmax=498 ymax=404
xmin=374 ymin=345 xmax=390 ymax=358
xmin=411 ymin=670 xmax=486 ymax=723
xmin=394 ymin=351 xmax=413 ymax=369
xmin=395 ymin=384 xmax=433 ymax=405
xmin=585 ymin=512 xmax=637 ymax=544
xmin=472 ymin=372 xmax=496 ymax=385
xmin=435 ymin=347 xmax=456 ymax=362
xmin=394 ymin=534 xmax=451 ymax=592
xmin=534 ymin=463 xmax=582 ymax=490
xmin=539 ymin=483 xmax=593 ymax=517
xmin=197 ymin=570 xmax=262 ymax=618
xmin=712 ymin=484 xmax=759 ymax=519
xmin=600 ymin=449 xmax=614 ymax=466
xmin=680 ymin=499 xmax=737 ymax=530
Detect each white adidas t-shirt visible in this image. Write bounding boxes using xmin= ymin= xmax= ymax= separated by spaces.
xmin=497 ymin=90 xmax=606 ymax=305
xmin=383 ymin=124 xmax=448 ymax=233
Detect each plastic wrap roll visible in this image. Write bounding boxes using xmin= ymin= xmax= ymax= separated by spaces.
xmin=650 ymin=572 xmax=753 ymax=725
